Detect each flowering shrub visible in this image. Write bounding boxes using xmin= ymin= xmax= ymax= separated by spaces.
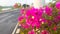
xmin=18 ymin=2 xmax=60 ymax=34
xmin=14 ymin=3 xmax=18 ymax=8
xmin=56 ymin=2 xmax=60 ymax=10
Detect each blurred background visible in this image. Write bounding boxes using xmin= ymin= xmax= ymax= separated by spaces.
xmin=0 ymin=0 xmax=58 ymax=34
xmin=0 ymin=0 xmax=57 ymax=10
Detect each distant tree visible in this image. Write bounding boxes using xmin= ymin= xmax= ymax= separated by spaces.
xmin=23 ymin=4 xmax=30 ymax=8
xmin=0 ymin=6 xmax=2 ymax=11
xmin=13 ymin=3 xmax=22 ymax=8
xmin=14 ymin=3 xmax=18 ymax=8
xmin=26 ymin=5 xmax=30 ymax=7
xmin=23 ymin=4 xmax=27 ymax=8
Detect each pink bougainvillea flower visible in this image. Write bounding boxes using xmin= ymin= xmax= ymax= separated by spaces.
xmin=39 ymin=18 xmax=46 ymax=22
xmin=18 ymin=16 xmax=24 ymax=21
xmin=45 ymin=6 xmax=52 ymax=16
xmin=26 ymin=10 xmax=34 ymax=16
xmin=52 ymin=26 xmax=57 ymax=31
xmin=58 ymin=12 xmax=60 ymax=15
xmin=20 ymin=8 xmax=25 ymax=14
xmin=26 ymin=8 xmax=38 ymax=17
xmin=21 ymin=24 xmax=30 ymax=29
xmin=26 ymin=16 xmax=38 ymax=28
xmin=47 ymin=20 xmax=52 ymax=26
xmin=25 ymin=8 xmax=39 ymax=28
xmin=40 ymin=30 xmax=49 ymax=34
xmin=26 ymin=8 xmax=46 ymax=28
xmin=36 ymin=22 xmax=41 ymax=29
xmin=54 ymin=15 xmax=60 ymax=23
xmin=56 ymin=2 xmax=60 ymax=10
xmin=38 ymin=18 xmax=47 ymax=25
xmin=38 ymin=8 xmax=44 ymax=16
xmin=31 ymin=21 xmax=38 ymax=28
xmin=28 ymin=30 xmax=35 ymax=34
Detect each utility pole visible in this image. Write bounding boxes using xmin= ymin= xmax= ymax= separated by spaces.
xmin=33 ymin=0 xmax=42 ymax=8
xmin=42 ymin=0 xmax=45 ymax=6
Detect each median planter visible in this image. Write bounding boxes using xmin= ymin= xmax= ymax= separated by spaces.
xmin=17 ymin=2 xmax=60 ymax=34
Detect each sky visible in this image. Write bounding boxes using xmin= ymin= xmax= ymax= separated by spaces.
xmin=0 ymin=0 xmax=52 ymax=6
xmin=0 ymin=0 xmax=33 ymax=6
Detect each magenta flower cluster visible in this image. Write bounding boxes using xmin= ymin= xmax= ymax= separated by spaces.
xmin=18 ymin=2 xmax=60 ymax=34
xmin=56 ymin=2 xmax=60 ymax=10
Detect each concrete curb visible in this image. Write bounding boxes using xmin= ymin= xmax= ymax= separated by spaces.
xmin=12 ymin=23 xmax=20 ymax=34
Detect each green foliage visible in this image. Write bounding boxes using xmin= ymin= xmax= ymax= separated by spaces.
xmin=23 ymin=4 xmax=30 ymax=8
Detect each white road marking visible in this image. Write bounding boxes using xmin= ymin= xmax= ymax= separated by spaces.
xmin=12 ymin=23 xmax=19 ymax=34
xmin=16 ymin=28 xmax=20 ymax=34
xmin=0 ymin=15 xmax=14 ymax=22
xmin=0 ymin=13 xmax=11 ymax=18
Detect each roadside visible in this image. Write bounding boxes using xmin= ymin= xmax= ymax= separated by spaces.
xmin=0 ymin=10 xmax=19 ymax=34
xmin=0 ymin=8 xmax=20 ymax=13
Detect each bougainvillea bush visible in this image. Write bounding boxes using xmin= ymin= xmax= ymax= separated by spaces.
xmin=18 ymin=2 xmax=60 ymax=34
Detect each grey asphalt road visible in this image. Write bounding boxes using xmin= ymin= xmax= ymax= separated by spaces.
xmin=0 ymin=10 xmax=20 ymax=34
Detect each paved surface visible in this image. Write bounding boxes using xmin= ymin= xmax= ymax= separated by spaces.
xmin=0 ymin=10 xmax=20 ymax=34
